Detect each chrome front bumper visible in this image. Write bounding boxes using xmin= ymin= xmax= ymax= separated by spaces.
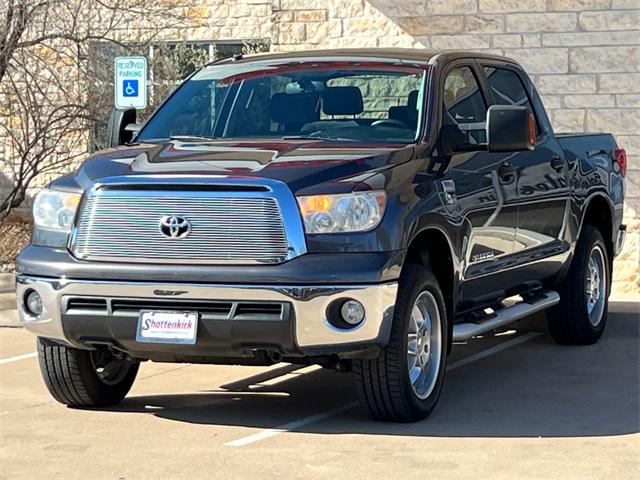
xmin=16 ymin=275 xmax=398 ymax=352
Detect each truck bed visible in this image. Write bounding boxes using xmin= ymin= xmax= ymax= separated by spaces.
xmin=555 ymin=132 xmax=617 ymax=158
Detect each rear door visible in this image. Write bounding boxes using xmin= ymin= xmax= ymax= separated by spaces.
xmin=479 ymin=63 xmax=570 ymax=263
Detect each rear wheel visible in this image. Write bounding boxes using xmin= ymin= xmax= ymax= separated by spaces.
xmin=547 ymin=224 xmax=610 ymax=345
xmin=37 ymin=338 xmax=139 ymax=407
xmin=353 ymin=264 xmax=448 ymax=422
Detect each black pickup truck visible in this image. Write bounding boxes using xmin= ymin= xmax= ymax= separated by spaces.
xmin=16 ymin=49 xmax=627 ymax=422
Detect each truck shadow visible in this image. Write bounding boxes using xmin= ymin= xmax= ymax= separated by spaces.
xmin=111 ymin=301 xmax=639 ymax=438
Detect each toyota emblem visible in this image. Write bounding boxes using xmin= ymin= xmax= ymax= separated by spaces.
xmin=159 ymin=215 xmax=191 ymax=239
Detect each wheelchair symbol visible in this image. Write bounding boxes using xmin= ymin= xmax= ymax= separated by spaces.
xmin=123 ymin=80 xmax=138 ymax=97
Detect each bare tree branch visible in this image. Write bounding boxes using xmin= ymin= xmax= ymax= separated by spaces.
xmin=0 ymin=0 xmax=192 ymax=220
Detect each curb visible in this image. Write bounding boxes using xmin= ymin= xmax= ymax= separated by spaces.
xmin=0 ymin=273 xmax=16 ymax=292
xmin=0 ymin=274 xmax=18 ymax=327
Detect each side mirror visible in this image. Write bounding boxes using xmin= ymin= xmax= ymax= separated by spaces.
xmin=486 ymin=105 xmax=535 ymax=153
xmin=106 ymin=108 xmax=137 ymax=147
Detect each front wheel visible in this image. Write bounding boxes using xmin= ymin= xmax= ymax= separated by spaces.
xmin=37 ymin=338 xmax=139 ymax=407
xmin=353 ymin=265 xmax=448 ymax=422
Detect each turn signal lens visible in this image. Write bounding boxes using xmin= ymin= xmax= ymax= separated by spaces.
xmin=528 ymin=113 xmax=536 ymax=148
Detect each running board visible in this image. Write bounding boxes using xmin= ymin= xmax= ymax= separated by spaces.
xmin=452 ymin=290 xmax=560 ymax=342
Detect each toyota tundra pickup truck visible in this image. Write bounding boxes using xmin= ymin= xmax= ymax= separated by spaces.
xmin=16 ymin=49 xmax=627 ymax=422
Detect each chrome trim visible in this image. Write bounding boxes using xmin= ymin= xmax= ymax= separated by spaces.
xmin=586 ymin=245 xmax=606 ymax=326
xmin=452 ymin=289 xmax=559 ymax=342
xmin=17 ymin=275 xmax=398 ymax=349
xmin=407 ymin=290 xmax=442 ymax=400
xmin=69 ymin=175 xmax=307 ymax=265
xmin=16 ymin=277 xmax=66 ymax=343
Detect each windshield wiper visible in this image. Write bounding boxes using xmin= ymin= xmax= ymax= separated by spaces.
xmin=280 ymin=135 xmax=357 ymax=142
xmin=165 ymin=135 xmax=222 ymax=142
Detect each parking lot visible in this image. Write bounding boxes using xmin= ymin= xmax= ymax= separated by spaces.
xmin=1 ymin=301 xmax=638 ymax=479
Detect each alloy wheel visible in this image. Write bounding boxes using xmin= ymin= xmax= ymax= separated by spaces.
xmin=407 ymin=291 xmax=442 ymax=400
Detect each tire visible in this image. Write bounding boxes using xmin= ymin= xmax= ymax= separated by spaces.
xmin=353 ymin=264 xmax=448 ymax=422
xmin=547 ymin=224 xmax=610 ymax=345
xmin=37 ymin=338 xmax=139 ymax=407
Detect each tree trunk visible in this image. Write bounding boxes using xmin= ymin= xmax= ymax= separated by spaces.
xmin=0 ymin=186 xmax=27 ymax=223
xmin=0 ymin=1 xmax=29 ymax=84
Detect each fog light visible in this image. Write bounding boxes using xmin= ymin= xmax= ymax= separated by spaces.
xmin=340 ymin=300 xmax=365 ymax=326
xmin=25 ymin=290 xmax=43 ymax=317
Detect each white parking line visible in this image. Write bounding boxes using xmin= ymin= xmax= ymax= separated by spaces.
xmin=225 ymin=404 xmax=357 ymax=447
xmin=446 ymin=332 xmax=541 ymax=371
xmin=225 ymin=331 xmax=542 ymax=447
xmin=0 ymin=352 xmax=37 ymax=365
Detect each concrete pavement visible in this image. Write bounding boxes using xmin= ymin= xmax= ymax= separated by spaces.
xmin=0 ymin=273 xmax=17 ymax=327
xmin=0 ymin=302 xmax=638 ymax=479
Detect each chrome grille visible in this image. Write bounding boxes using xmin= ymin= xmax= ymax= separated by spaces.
xmin=71 ymin=189 xmax=289 ymax=264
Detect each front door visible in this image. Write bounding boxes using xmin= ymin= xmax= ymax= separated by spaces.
xmin=438 ymin=64 xmax=520 ymax=302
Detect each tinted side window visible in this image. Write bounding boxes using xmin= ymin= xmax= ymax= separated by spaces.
xmin=443 ymin=66 xmax=487 ymax=145
xmin=444 ymin=67 xmax=487 ymax=124
xmin=483 ymin=67 xmax=540 ymax=134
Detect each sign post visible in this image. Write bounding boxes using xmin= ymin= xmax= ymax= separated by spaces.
xmin=114 ymin=56 xmax=148 ymax=110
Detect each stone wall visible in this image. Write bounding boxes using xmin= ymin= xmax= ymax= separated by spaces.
xmin=180 ymin=0 xmax=273 ymax=41
xmin=1 ymin=0 xmax=638 ymax=294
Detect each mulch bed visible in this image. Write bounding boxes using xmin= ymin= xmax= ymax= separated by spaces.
xmin=0 ymin=222 xmax=31 ymax=272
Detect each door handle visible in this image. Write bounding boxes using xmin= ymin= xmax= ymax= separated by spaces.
xmin=551 ymin=155 xmax=566 ymax=172
xmin=498 ymin=161 xmax=515 ymax=182
xmin=440 ymin=180 xmax=456 ymax=205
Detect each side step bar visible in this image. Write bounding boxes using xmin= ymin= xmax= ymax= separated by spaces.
xmin=452 ymin=289 xmax=560 ymax=342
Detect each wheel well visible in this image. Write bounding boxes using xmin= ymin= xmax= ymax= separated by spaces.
xmin=404 ymin=229 xmax=454 ymax=320
xmin=582 ymin=196 xmax=613 ymax=261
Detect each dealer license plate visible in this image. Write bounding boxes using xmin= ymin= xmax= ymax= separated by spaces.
xmin=136 ymin=310 xmax=198 ymax=345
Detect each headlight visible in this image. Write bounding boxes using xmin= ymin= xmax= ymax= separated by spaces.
xmin=33 ymin=189 xmax=81 ymax=232
xmin=297 ymin=191 xmax=386 ymax=234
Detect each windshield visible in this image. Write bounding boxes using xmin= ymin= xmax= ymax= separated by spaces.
xmin=137 ymin=60 xmax=428 ymax=145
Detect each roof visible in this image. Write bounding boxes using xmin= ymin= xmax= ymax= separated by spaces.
xmin=213 ymin=48 xmax=515 ymax=66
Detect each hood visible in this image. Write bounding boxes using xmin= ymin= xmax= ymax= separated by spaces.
xmin=63 ymin=139 xmax=414 ymax=195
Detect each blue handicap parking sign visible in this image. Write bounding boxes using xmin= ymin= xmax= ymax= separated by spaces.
xmin=123 ymin=79 xmax=139 ymax=97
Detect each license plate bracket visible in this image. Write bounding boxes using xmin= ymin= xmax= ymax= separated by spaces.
xmin=136 ymin=310 xmax=198 ymax=345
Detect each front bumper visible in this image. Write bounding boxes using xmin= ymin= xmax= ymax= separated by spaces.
xmin=16 ymin=275 xmax=398 ymax=358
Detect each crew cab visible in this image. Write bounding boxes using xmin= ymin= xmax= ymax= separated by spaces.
xmin=16 ymin=49 xmax=626 ymax=422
